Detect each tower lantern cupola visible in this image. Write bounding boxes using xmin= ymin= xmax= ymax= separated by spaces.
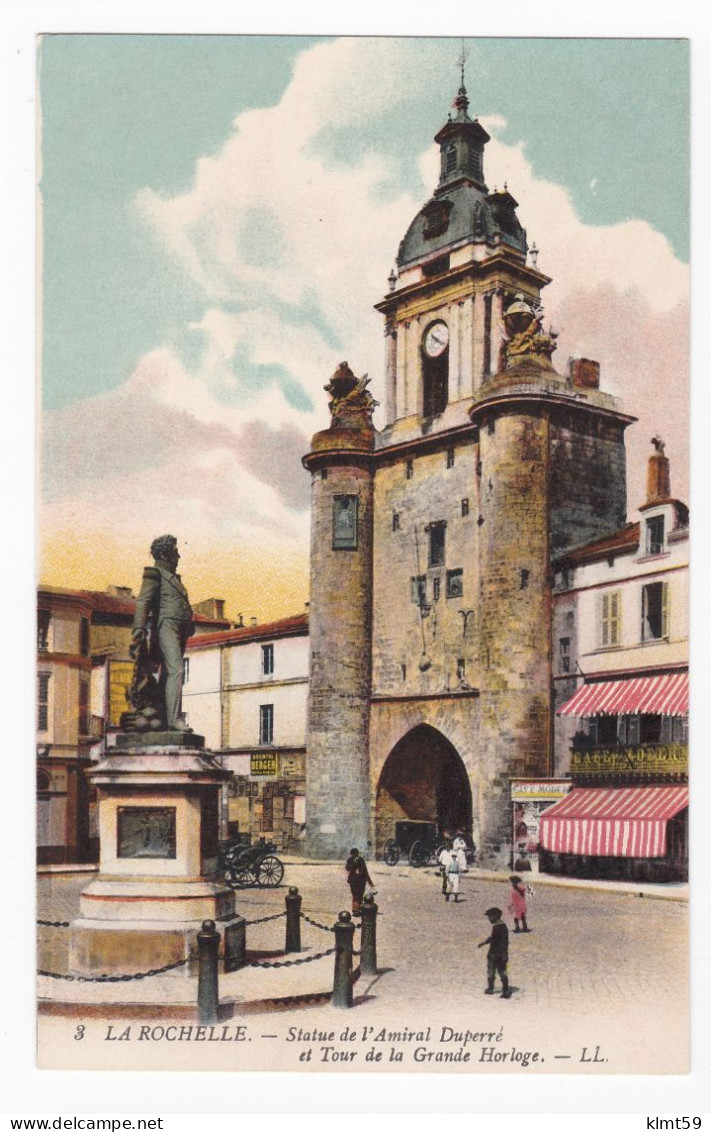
xmin=434 ymin=81 xmax=490 ymax=193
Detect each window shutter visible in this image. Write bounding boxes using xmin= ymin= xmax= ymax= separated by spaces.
xmin=662 ymin=582 xmax=670 ymax=638
xmin=610 ymin=591 xmax=620 ymax=645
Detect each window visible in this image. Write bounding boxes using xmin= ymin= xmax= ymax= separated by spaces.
xmin=467 ymin=147 xmax=482 ymax=180
xmin=461 ymin=499 xmax=469 ymax=518
xmin=37 ymin=673 xmax=50 ymax=732
xmin=559 ymin=637 xmax=571 ymax=674
xmin=456 ymin=658 xmax=466 ymax=680
xmin=432 ymin=577 xmax=441 ymax=602
xmin=321 ymin=468 xmax=328 ymax=480
xmin=445 ymin=143 xmax=457 ymax=173
xmin=406 ymin=459 xmax=414 ymax=480
xmin=600 ymin=590 xmax=621 ymax=647
xmin=259 ymin=704 xmax=274 ymax=745
xmin=411 ymin=576 xmax=426 ymax=606
xmin=483 ymin=293 xmax=493 ymax=376
xmin=446 ymin=569 xmax=464 ymax=599
xmin=261 ymin=643 xmax=274 ymax=676
xmin=401 ymin=663 xmax=407 ymax=681
xmin=80 ymin=616 xmax=90 ymax=657
xmin=640 ymin=714 xmax=663 ymax=744
xmin=392 ymin=513 xmax=400 ymax=532
xmin=79 ymin=680 xmax=90 ymax=736
xmin=182 ymin=657 xmax=190 ymax=684
xmin=596 ymin=715 xmax=619 ymax=746
xmin=645 ymin=516 xmax=665 ymax=556
xmin=641 ymin=582 xmax=669 ymax=641
xmin=423 ymin=353 xmax=448 ymax=417
xmin=37 ymin=610 xmax=51 ymax=651
xmin=428 ymin=522 xmax=446 ymax=567
xmin=520 ymin=568 xmax=530 ymax=590
xmin=446 ymin=448 xmax=455 ymax=468
xmin=332 ymin=494 xmax=358 ymax=549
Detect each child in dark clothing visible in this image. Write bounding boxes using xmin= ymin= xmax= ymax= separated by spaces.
xmin=478 ymin=906 xmax=512 ymax=998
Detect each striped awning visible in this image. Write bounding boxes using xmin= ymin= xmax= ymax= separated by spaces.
xmin=557 ymin=672 xmax=688 ymax=717
xmin=538 ymin=784 xmax=688 ymax=858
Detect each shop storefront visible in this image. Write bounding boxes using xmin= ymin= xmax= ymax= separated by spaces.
xmin=510 ymin=779 xmax=572 ymax=871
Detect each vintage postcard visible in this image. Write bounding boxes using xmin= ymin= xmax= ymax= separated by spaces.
xmin=35 ymin=34 xmax=690 ymax=1076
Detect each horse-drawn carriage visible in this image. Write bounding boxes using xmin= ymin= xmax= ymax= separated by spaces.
xmin=382 ymin=820 xmax=443 ymax=868
xmin=382 ymin=820 xmax=477 ymax=868
xmin=219 ymin=836 xmax=285 ymax=888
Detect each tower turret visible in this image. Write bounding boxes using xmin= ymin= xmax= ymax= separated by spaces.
xmin=302 ymin=364 xmax=378 ymax=857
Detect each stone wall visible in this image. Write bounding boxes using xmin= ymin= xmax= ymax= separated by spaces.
xmin=305 ymin=461 xmax=374 ymax=858
xmin=476 ymin=408 xmax=552 ymax=863
xmin=550 ymin=411 xmax=628 ymax=555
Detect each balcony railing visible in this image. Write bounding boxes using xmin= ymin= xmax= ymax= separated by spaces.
xmin=569 ymin=742 xmax=688 ymax=777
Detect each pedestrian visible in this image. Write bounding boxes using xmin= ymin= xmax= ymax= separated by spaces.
xmin=506 ymin=875 xmax=530 ymax=933
xmin=452 ymin=832 xmax=469 ymax=873
xmin=345 ymin=848 xmax=373 ymax=916
xmin=478 ymin=907 xmax=512 ymax=998
xmin=438 ymin=841 xmax=460 ymax=902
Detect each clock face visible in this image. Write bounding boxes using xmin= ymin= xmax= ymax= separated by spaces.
xmin=423 ymin=321 xmax=449 ymax=358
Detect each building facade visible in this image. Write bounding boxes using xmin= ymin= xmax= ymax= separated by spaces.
xmin=303 ymin=81 xmax=635 ymax=864
xmin=37 ymin=588 xmax=94 ymax=863
xmin=544 ymin=443 xmax=689 ymax=880
xmin=184 ymin=614 xmax=309 ymax=849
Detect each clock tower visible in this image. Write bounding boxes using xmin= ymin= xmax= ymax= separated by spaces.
xmin=304 ymin=80 xmax=634 ymax=864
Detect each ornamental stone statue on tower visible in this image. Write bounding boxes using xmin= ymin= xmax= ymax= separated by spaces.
xmin=324 ymin=361 xmax=379 ymax=429
xmin=122 ymin=534 xmax=194 ymax=735
xmin=502 ymin=294 xmax=558 ymax=369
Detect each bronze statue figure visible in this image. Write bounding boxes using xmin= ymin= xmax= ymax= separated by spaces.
xmin=122 ymin=534 xmax=194 ymax=734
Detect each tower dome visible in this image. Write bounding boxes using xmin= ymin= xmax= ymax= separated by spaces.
xmin=396 ymin=83 xmax=527 ymax=270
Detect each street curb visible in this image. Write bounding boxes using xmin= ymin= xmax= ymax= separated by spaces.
xmin=279 ymin=858 xmax=688 ymax=903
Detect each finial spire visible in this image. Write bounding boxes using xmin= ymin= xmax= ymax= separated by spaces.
xmin=457 ymin=38 xmax=468 ymax=88
xmin=452 ymin=39 xmax=471 ymax=120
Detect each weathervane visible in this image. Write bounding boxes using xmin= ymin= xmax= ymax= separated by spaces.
xmin=457 ymin=38 xmax=468 ymax=88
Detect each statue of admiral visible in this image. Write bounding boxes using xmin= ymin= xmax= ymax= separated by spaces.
xmin=130 ymin=534 xmax=194 ymax=732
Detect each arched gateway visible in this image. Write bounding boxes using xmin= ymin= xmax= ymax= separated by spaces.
xmin=375 ymin=724 xmax=472 ymax=853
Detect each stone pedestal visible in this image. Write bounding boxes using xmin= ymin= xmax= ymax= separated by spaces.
xmin=69 ymin=734 xmax=245 ymax=978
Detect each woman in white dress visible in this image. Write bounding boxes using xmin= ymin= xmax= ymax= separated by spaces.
xmin=452 ymin=833 xmax=469 ymax=873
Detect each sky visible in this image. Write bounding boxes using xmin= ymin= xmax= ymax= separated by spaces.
xmin=38 ymin=35 xmax=690 ymax=623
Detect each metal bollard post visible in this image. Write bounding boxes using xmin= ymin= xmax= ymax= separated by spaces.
xmin=331 ymin=911 xmax=355 ymax=1009
xmin=360 ymin=893 xmax=378 ymax=977
xmin=285 ymin=886 xmax=302 ymax=953
xmin=197 ymin=919 xmax=221 ymax=1025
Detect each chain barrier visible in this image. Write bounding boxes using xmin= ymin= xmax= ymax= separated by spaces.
xmin=37 ymin=920 xmax=71 ymax=928
xmin=299 ymin=912 xmax=334 ymax=933
xmin=246 ymin=947 xmax=336 ymax=969
xmin=299 ymin=912 xmax=362 ymax=933
xmin=243 ymin=910 xmax=287 ymax=927
xmin=37 ymin=957 xmax=191 ymax=982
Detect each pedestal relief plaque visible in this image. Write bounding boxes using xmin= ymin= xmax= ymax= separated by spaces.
xmin=117 ymin=806 xmax=177 ymax=859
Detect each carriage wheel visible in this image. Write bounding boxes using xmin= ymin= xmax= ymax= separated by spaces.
xmin=383 ymin=839 xmax=400 ymax=866
xmin=225 ymin=863 xmax=256 ymax=888
xmin=409 ymin=839 xmax=430 ymax=868
xmin=257 ymin=855 xmax=284 ymax=887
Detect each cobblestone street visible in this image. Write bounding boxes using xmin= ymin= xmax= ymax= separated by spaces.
xmin=37 ymin=861 xmax=688 ymax=1074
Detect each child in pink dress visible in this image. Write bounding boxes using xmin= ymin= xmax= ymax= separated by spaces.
xmin=506 ymin=875 xmax=530 ymax=933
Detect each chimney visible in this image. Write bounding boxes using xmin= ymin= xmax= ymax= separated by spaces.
xmin=647 ymin=438 xmax=670 ymax=504
xmin=250 ymin=617 xmax=258 ymax=628
xmin=569 ymin=358 xmax=600 ymax=389
xmin=191 ymin=597 xmax=226 ymax=620
xmin=106 ymin=585 xmax=134 ymax=599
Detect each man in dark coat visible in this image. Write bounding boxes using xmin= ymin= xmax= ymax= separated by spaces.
xmin=131 ymin=535 xmax=194 ymax=731
xmin=478 ymin=906 xmax=512 ymax=998
xmin=345 ymin=848 xmax=373 ymax=915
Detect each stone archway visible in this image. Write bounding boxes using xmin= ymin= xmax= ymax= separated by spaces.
xmin=375 ymin=724 xmax=472 ymax=851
